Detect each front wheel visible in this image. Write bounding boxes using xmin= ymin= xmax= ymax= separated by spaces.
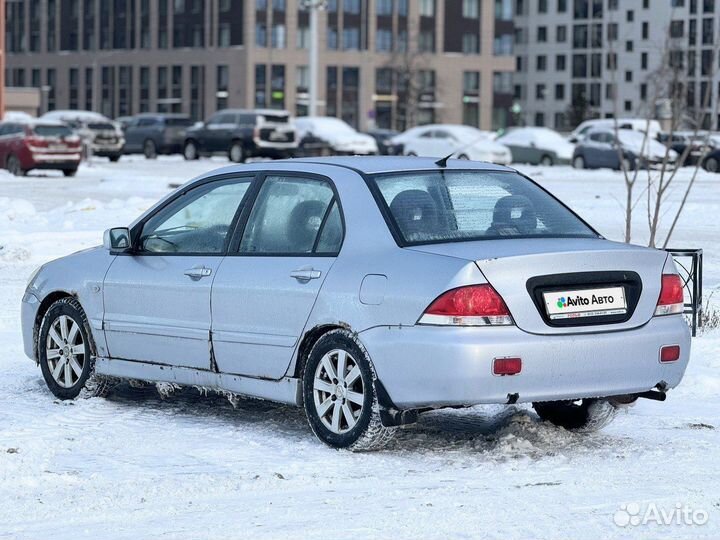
xmin=302 ymin=329 xmax=395 ymax=451
xmin=705 ymin=156 xmax=719 ymax=173
xmin=572 ymin=155 xmax=585 ymax=169
xmin=7 ymin=155 xmax=25 ymax=176
xmin=144 ymin=139 xmax=158 ymax=159
xmin=38 ymin=298 xmax=112 ymax=400
xmin=533 ymin=399 xmax=618 ymax=432
xmin=184 ymin=140 xmax=199 ymax=160
xmin=228 ymin=141 xmax=245 ymax=163
xmin=108 ymin=154 xmax=121 ymax=163
xmin=62 ymin=168 xmax=78 ymax=177
xmin=540 ymin=154 xmax=554 ymax=166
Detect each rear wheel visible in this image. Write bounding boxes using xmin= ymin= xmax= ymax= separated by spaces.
xmin=184 ymin=140 xmax=199 ymax=160
xmin=7 ymin=155 xmax=25 ymax=176
xmin=228 ymin=141 xmax=245 ymax=163
xmin=108 ymin=154 xmax=121 ymax=163
xmin=38 ymin=297 xmax=112 ymax=400
xmin=143 ymin=139 xmax=158 ymax=159
xmin=572 ymin=155 xmax=585 ymax=169
xmin=540 ymin=154 xmax=554 ymax=166
xmin=533 ymin=399 xmax=617 ymax=432
xmin=62 ymin=168 xmax=78 ymax=177
xmin=302 ymin=329 xmax=395 ymax=451
xmin=705 ymin=156 xmax=719 ymax=173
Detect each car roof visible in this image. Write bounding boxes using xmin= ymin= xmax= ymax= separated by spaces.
xmin=216 ymin=156 xmax=516 ymax=175
xmin=215 ymin=108 xmax=290 ymax=116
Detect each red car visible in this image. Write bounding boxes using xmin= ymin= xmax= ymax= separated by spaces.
xmin=0 ymin=120 xmax=82 ymax=177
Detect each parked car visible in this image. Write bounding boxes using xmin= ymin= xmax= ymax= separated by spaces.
xmin=40 ymin=110 xmax=124 ymax=162
xmin=0 ymin=119 xmax=82 ymax=176
xmin=365 ymin=128 xmax=402 ymax=155
xmin=294 ymin=117 xmax=378 ymax=155
xmin=397 ymin=124 xmax=512 ymax=164
xmin=21 ymin=156 xmax=691 ymax=450
xmin=496 ymin=127 xmax=575 ymax=166
xmin=183 ymin=109 xmax=298 ymax=162
xmin=656 ymin=132 xmax=711 ymax=166
xmin=115 ymin=116 xmax=135 ymax=133
xmin=569 ymin=118 xmax=662 ymax=143
xmin=572 ymin=128 xmax=677 ymax=170
xmin=123 ymin=114 xmax=194 ymax=158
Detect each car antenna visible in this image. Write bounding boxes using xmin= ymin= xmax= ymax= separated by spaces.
xmin=435 ymin=153 xmax=453 ymax=167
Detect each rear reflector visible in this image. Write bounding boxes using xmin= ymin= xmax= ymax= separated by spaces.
xmin=654 ymin=274 xmax=684 ymax=316
xmin=493 ymin=357 xmax=522 ymax=376
xmin=418 ymin=284 xmax=513 ymax=326
xmin=660 ymin=345 xmax=680 ymax=363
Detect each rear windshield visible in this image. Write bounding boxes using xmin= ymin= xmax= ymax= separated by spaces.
xmin=87 ymin=122 xmax=115 ymax=130
xmin=260 ymin=114 xmax=289 ymax=124
xmin=32 ymin=125 xmax=73 ymax=137
xmin=371 ymin=170 xmax=598 ymax=245
xmin=165 ymin=117 xmax=193 ymax=127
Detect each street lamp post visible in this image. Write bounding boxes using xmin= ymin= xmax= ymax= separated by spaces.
xmin=301 ymin=0 xmax=326 ymax=117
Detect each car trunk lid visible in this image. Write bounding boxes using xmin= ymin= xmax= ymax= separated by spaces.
xmin=408 ymin=238 xmax=668 ymax=335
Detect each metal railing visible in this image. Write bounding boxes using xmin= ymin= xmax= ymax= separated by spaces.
xmin=665 ymin=249 xmax=703 ymax=337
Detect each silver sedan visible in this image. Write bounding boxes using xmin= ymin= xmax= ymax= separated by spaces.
xmin=20 ymin=157 xmax=691 ymax=450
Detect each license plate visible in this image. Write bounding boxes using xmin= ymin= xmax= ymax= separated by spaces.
xmin=269 ymin=132 xmax=285 ymax=141
xmin=49 ymin=144 xmax=67 ymax=151
xmin=543 ymin=286 xmax=627 ymax=320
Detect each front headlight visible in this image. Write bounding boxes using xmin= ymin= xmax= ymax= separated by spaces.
xmin=26 ymin=265 xmax=43 ymax=291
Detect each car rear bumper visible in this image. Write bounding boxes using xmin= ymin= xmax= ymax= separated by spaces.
xmin=360 ymin=315 xmax=691 ymax=409
xmin=21 ymin=290 xmax=41 ymax=361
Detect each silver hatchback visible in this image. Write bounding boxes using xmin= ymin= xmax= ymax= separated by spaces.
xmin=21 ymin=157 xmax=691 ymax=450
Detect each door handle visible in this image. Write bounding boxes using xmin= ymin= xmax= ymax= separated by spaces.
xmin=290 ymin=268 xmax=322 ymax=282
xmin=184 ymin=266 xmax=212 ymax=280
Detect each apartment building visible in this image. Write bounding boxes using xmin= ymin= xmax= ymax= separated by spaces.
xmin=4 ymin=0 xmax=516 ymax=131
xmin=513 ymin=0 xmax=720 ymax=130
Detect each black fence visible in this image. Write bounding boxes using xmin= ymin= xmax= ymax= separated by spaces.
xmin=665 ymin=249 xmax=703 ymax=337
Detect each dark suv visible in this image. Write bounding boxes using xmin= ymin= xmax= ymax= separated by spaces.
xmin=123 ymin=114 xmax=194 ymax=158
xmin=183 ymin=109 xmax=297 ymax=162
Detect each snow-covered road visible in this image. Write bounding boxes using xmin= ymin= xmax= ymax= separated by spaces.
xmin=1 ymin=157 xmax=718 ymax=539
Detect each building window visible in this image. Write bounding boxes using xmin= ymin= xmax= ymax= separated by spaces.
xmin=556 ymin=25 xmax=567 ymax=42
xmin=139 ymin=66 xmax=150 ymax=112
xmin=558 ymin=0 xmax=567 ymax=12
xmin=419 ymin=0 xmax=434 ymax=17
xmin=158 ymin=0 xmax=169 ymax=48
xmin=84 ymin=67 xmax=93 ymax=110
xmin=536 ymin=55 xmax=547 ymax=71
xmin=377 ymin=0 xmax=393 ymax=15
xmin=702 ymin=18 xmax=714 ymax=44
xmin=493 ymin=34 xmax=513 ymax=55
xmin=573 ymin=24 xmax=588 ymax=48
xmin=100 ymin=66 xmax=114 ymax=117
xmin=463 ymin=0 xmax=479 ymax=18
xmin=157 ymin=66 xmax=168 ymax=113
xmin=255 ymin=64 xmax=267 ymax=107
xmin=190 ymin=66 xmax=205 ymax=120
xmin=69 ymin=68 xmax=79 ymax=109
xmin=555 ymin=84 xmax=565 ymax=100
xmin=556 ymin=54 xmax=567 ymax=70
xmin=118 ymin=66 xmax=133 ymax=116
xmin=625 ymin=70 xmax=632 ymax=82
xmin=462 ymin=33 xmax=479 ymax=54
xmin=217 ymin=65 xmax=229 ymax=109
xmin=537 ymin=26 xmax=547 ymax=42
xmin=256 ymin=23 xmax=267 ymax=47
xmin=607 ymin=23 xmax=617 ymax=41
xmin=170 ymin=66 xmax=182 ymax=113
xmin=626 ymin=40 xmax=633 ymax=52
xmin=341 ymin=67 xmax=360 ymax=127
xmin=376 ymin=29 xmax=392 ymax=52
xmin=535 ymin=84 xmax=546 ymax=100
xmin=343 ymin=27 xmax=360 ymax=50
xmin=295 ymin=65 xmax=309 ymax=116
xmin=297 ymin=26 xmax=310 ymax=48
xmin=271 ymin=24 xmax=286 ymax=48
xmin=326 ymin=66 xmax=338 ymax=117
xmin=535 ymin=112 xmax=545 ymax=126
xmin=419 ymin=31 xmax=435 ymax=52
xmin=270 ymin=65 xmax=286 ymax=109
xmin=462 ymin=71 xmax=480 ymax=127
xmin=47 ymin=0 xmax=57 ymax=51
xmin=626 ymin=10 xmax=634 ymax=22
xmin=641 ymin=52 xmax=648 ymax=70
xmin=30 ymin=0 xmax=42 ymax=51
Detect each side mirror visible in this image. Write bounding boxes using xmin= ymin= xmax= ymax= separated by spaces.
xmin=103 ymin=227 xmax=132 ymax=253
xmin=529 ymin=141 xmax=537 ymax=148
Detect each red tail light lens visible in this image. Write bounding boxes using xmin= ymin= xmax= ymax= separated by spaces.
xmin=419 ymin=284 xmax=513 ymax=326
xmin=654 ymin=274 xmax=684 ymax=316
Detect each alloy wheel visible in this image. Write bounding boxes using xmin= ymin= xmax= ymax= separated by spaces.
xmin=45 ymin=315 xmax=86 ymax=389
xmin=312 ymin=349 xmax=365 ymax=434
xmin=184 ymin=141 xmax=198 ymax=160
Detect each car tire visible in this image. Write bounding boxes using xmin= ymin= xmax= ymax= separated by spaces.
xmin=533 ymin=399 xmax=618 ymax=432
xmin=705 ymin=156 xmax=719 ymax=173
xmin=302 ymin=329 xmax=396 ymax=451
xmin=540 ymin=155 xmax=554 ymax=166
xmin=108 ymin=154 xmax=121 ymax=163
xmin=228 ymin=141 xmax=245 ymax=163
xmin=572 ymin=155 xmax=585 ymax=169
xmin=184 ymin=140 xmax=200 ymax=160
xmin=38 ymin=297 xmax=113 ymax=400
xmin=621 ymin=157 xmax=634 ymax=171
xmin=144 ymin=139 xmax=158 ymax=159
xmin=7 ymin=155 xmax=25 ymax=176
xmin=62 ymin=168 xmax=78 ymax=177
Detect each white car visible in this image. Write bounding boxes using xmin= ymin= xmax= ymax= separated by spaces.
xmin=394 ymin=124 xmax=512 ymax=165
xmin=496 ymin=127 xmax=575 ymax=166
xmin=295 ymin=117 xmax=378 ymax=155
xmin=41 ymin=110 xmax=125 ymax=162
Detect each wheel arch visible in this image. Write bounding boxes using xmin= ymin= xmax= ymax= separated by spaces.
xmin=32 ymin=290 xmax=77 ymax=362
xmin=290 ymin=322 xmax=350 ymax=379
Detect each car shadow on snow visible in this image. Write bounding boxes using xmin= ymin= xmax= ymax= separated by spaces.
xmin=101 ymin=382 xmax=623 ymax=457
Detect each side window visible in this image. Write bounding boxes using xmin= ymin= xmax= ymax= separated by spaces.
xmin=138 ymin=117 xmax=158 ymax=127
xmin=139 ymin=178 xmax=252 ymax=254
xmin=240 ymin=176 xmax=341 ymax=255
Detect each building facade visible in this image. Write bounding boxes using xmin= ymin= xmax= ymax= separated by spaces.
xmin=513 ymin=0 xmax=720 ymax=131
xmin=4 ymin=0 xmax=516 ymax=131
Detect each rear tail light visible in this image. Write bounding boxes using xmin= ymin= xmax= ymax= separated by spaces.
xmin=253 ymin=127 xmax=260 ymax=139
xmin=660 ymin=345 xmax=680 ymax=363
xmin=418 ymin=284 xmax=513 ymax=326
xmin=654 ymin=274 xmax=684 ymax=316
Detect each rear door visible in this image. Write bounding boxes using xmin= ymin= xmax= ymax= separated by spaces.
xmin=211 ymin=173 xmax=344 ymax=379
xmin=205 ymin=112 xmax=238 ymax=153
xmin=102 ymin=174 xmax=255 ymax=369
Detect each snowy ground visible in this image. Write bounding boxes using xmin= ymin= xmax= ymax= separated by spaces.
xmin=1 ymin=156 xmax=719 ymax=539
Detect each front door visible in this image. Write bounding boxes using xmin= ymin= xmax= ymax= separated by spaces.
xmin=103 ymin=175 xmax=254 ymax=369
xmin=211 ymin=174 xmax=344 ymax=379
